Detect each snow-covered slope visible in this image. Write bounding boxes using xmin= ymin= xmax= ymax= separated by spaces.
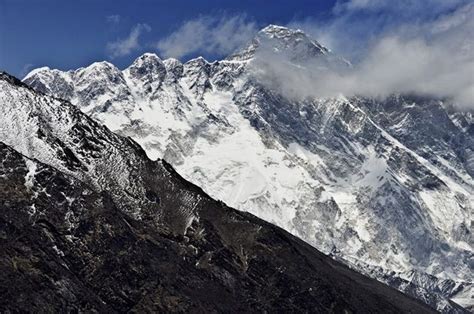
xmin=23 ymin=25 xmax=473 ymax=312
xmin=2 ymin=72 xmax=438 ymax=312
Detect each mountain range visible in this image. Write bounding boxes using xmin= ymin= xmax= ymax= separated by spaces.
xmin=12 ymin=24 xmax=474 ymax=312
xmin=0 ymin=70 xmax=439 ymax=312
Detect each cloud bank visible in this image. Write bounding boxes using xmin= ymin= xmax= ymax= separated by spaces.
xmin=106 ymin=23 xmax=151 ymax=58
xmin=156 ymin=15 xmax=257 ymax=59
xmin=258 ymin=1 xmax=474 ymax=108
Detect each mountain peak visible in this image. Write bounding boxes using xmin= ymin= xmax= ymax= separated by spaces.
xmin=259 ymin=24 xmax=305 ymax=37
xmin=23 ymin=66 xmax=51 ymax=81
xmin=257 ymin=24 xmax=326 ymax=51
xmin=126 ymin=52 xmax=166 ymax=83
xmin=141 ymin=52 xmax=160 ymax=58
xmin=74 ymin=61 xmax=123 ymax=84
xmin=84 ymin=61 xmax=118 ymax=72
xmin=186 ymin=56 xmax=210 ymax=65
xmin=130 ymin=52 xmax=162 ymax=65
xmin=228 ymin=24 xmax=328 ymax=61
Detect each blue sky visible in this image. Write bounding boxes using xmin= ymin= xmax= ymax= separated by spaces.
xmin=0 ymin=0 xmax=335 ymax=77
xmin=0 ymin=0 xmax=472 ymax=86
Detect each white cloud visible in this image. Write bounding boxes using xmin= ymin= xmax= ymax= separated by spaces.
xmin=106 ymin=23 xmax=151 ymax=58
xmin=254 ymin=3 xmax=474 ymax=108
xmin=106 ymin=14 xmax=121 ymax=24
xmin=155 ymin=14 xmax=257 ymax=59
xmin=20 ymin=63 xmax=34 ymax=78
xmin=291 ymin=0 xmax=471 ymax=61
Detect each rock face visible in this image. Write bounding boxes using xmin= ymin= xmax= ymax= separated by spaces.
xmin=22 ymin=25 xmax=473 ymax=312
xmin=0 ymin=72 xmax=436 ymax=312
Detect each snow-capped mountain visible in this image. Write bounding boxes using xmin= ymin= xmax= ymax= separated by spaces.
xmin=23 ymin=25 xmax=473 ymax=312
xmin=0 ymin=71 xmax=437 ymax=312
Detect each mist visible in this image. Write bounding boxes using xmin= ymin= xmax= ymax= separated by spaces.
xmin=253 ymin=2 xmax=474 ymax=109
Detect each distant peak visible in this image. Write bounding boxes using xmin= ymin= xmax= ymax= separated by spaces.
xmin=261 ymin=24 xmax=290 ymax=32
xmin=262 ymin=24 xmax=283 ymax=29
xmin=77 ymin=61 xmax=122 ymax=77
xmin=126 ymin=52 xmax=166 ymax=82
xmin=134 ymin=52 xmax=162 ymax=62
xmin=228 ymin=24 xmax=328 ymax=61
xmin=128 ymin=53 xmax=165 ymax=70
xmin=23 ymin=66 xmax=51 ymax=80
xmin=259 ymin=24 xmax=304 ymax=37
xmin=142 ymin=52 xmax=160 ymax=58
xmin=186 ymin=56 xmax=210 ymax=65
xmin=88 ymin=61 xmax=115 ymax=69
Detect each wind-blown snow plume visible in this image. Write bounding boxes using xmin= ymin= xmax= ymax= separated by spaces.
xmin=156 ymin=14 xmax=257 ymax=59
xmin=106 ymin=14 xmax=121 ymax=25
xmin=106 ymin=23 xmax=151 ymax=58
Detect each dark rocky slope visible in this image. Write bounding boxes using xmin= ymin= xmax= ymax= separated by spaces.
xmin=0 ymin=142 xmax=435 ymax=313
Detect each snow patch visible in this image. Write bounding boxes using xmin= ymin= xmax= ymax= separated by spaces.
xmin=23 ymin=158 xmax=37 ymax=191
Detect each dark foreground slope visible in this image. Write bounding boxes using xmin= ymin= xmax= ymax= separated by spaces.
xmin=0 ymin=142 xmax=435 ymax=313
xmin=0 ymin=72 xmax=434 ymax=312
